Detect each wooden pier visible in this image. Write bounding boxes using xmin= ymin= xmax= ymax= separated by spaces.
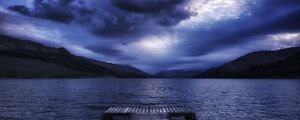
xmin=102 ymin=106 xmax=197 ymax=120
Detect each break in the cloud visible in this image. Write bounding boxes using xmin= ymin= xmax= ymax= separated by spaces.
xmin=1 ymin=0 xmax=300 ymax=73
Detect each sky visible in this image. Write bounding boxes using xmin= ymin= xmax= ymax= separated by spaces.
xmin=0 ymin=0 xmax=300 ymax=73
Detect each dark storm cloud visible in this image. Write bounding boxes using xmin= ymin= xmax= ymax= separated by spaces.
xmin=250 ymin=0 xmax=300 ymax=18
xmin=8 ymin=0 xmax=82 ymax=23
xmin=92 ymin=0 xmax=191 ymax=37
xmin=86 ymin=45 xmax=123 ymax=57
xmin=85 ymin=44 xmax=137 ymax=60
xmin=3 ymin=0 xmax=300 ymax=72
xmin=31 ymin=0 xmax=77 ymax=23
xmin=111 ymin=0 xmax=190 ymax=26
xmin=8 ymin=0 xmax=191 ymax=38
xmin=8 ymin=5 xmax=30 ymax=15
xmin=111 ymin=0 xmax=186 ymax=14
xmin=112 ymin=0 xmax=191 ymax=26
xmin=216 ymin=8 xmax=300 ymax=46
xmin=183 ymin=1 xmax=300 ymax=56
xmin=91 ymin=13 xmax=143 ymax=38
xmin=7 ymin=0 xmax=123 ymax=37
xmin=261 ymin=0 xmax=300 ymax=7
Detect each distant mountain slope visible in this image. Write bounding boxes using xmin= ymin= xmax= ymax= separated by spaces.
xmin=81 ymin=58 xmax=150 ymax=78
xmin=196 ymin=47 xmax=300 ymax=78
xmin=155 ymin=69 xmax=205 ymax=78
xmin=0 ymin=34 xmax=149 ymax=78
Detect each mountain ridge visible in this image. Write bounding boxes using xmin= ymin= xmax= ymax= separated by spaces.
xmin=0 ymin=34 xmax=149 ymax=78
xmin=196 ymin=47 xmax=300 ymax=78
xmin=154 ymin=69 xmax=205 ymax=78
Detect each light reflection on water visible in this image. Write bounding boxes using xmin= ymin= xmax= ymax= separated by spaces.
xmin=0 ymin=79 xmax=300 ymax=120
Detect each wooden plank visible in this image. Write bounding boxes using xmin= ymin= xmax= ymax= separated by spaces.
xmin=145 ymin=106 xmax=148 ymax=113
xmin=156 ymin=108 xmax=160 ymax=113
xmin=142 ymin=107 xmax=146 ymax=113
xmin=157 ymin=107 xmax=160 ymax=113
xmin=117 ymin=107 xmax=123 ymax=113
xmin=132 ymin=107 xmax=136 ymax=113
xmin=104 ymin=106 xmax=194 ymax=114
xmin=120 ymin=107 xmax=126 ymax=113
xmin=174 ymin=107 xmax=180 ymax=113
xmin=131 ymin=107 xmax=134 ymax=113
xmin=135 ymin=107 xmax=139 ymax=113
xmin=131 ymin=107 xmax=135 ymax=113
xmin=103 ymin=106 xmax=197 ymax=120
xmin=149 ymin=107 xmax=151 ymax=113
xmin=166 ymin=107 xmax=171 ymax=113
xmin=183 ymin=107 xmax=190 ymax=112
xmin=160 ymin=107 xmax=164 ymax=113
xmin=110 ymin=107 xmax=118 ymax=113
xmin=178 ymin=107 xmax=186 ymax=113
xmin=141 ymin=106 xmax=145 ymax=113
xmin=165 ymin=107 xmax=169 ymax=113
xmin=137 ymin=107 xmax=141 ymax=113
xmin=151 ymin=107 xmax=155 ymax=113
xmin=169 ymin=107 xmax=174 ymax=113
xmin=119 ymin=107 xmax=125 ymax=113
xmin=123 ymin=107 xmax=128 ymax=113
xmin=150 ymin=107 xmax=154 ymax=113
xmin=148 ymin=106 xmax=151 ymax=113
xmin=176 ymin=107 xmax=183 ymax=112
xmin=146 ymin=106 xmax=149 ymax=113
xmin=145 ymin=106 xmax=149 ymax=113
xmin=159 ymin=107 xmax=163 ymax=113
xmin=171 ymin=107 xmax=177 ymax=113
xmin=115 ymin=107 xmax=122 ymax=113
xmin=153 ymin=107 xmax=156 ymax=113
xmin=105 ymin=107 xmax=113 ymax=113
xmin=112 ymin=107 xmax=119 ymax=113
xmin=130 ymin=107 xmax=134 ymax=113
xmin=124 ymin=107 xmax=130 ymax=113
xmin=140 ymin=107 xmax=144 ymax=113
xmin=138 ymin=106 xmax=142 ymax=113
xmin=162 ymin=107 xmax=166 ymax=113
xmin=127 ymin=107 xmax=132 ymax=113
xmin=183 ymin=107 xmax=190 ymax=113
xmin=174 ymin=107 xmax=181 ymax=113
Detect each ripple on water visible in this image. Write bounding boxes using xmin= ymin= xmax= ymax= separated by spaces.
xmin=0 ymin=79 xmax=299 ymax=120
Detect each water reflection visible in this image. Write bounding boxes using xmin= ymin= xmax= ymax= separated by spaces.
xmin=0 ymin=79 xmax=299 ymax=120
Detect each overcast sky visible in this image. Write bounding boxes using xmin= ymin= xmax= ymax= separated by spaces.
xmin=1 ymin=0 xmax=300 ymax=73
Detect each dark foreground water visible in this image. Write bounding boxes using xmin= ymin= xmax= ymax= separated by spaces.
xmin=0 ymin=79 xmax=300 ymax=120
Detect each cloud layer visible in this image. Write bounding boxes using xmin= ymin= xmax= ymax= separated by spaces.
xmin=1 ymin=0 xmax=300 ymax=73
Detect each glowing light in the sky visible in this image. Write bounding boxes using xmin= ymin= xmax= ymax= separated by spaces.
xmin=178 ymin=0 xmax=252 ymax=27
xmin=269 ymin=33 xmax=300 ymax=41
xmin=0 ymin=6 xmax=9 ymax=13
xmin=138 ymin=34 xmax=179 ymax=55
xmin=1 ymin=22 xmax=65 ymax=44
xmin=139 ymin=36 xmax=173 ymax=50
xmin=268 ymin=33 xmax=300 ymax=49
xmin=126 ymin=34 xmax=179 ymax=57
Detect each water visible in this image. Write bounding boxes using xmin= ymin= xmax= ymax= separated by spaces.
xmin=0 ymin=79 xmax=300 ymax=120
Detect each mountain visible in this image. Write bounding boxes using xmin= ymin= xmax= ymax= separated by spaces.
xmin=155 ymin=69 xmax=205 ymax=78
xmin=0 ymin=34 xmax=149 ymax=78
xmin=80 ymin=58 xmax=150 ymax=78
xmin=196 ymin=47 xmax=300 ymax=78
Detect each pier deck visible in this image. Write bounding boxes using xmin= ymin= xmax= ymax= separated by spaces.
xmin=102 ymin=106 xmax=197 ymax=120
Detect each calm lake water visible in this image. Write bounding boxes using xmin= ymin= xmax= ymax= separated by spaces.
xmin=0 ymin=79 xmax=300 ymax=120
